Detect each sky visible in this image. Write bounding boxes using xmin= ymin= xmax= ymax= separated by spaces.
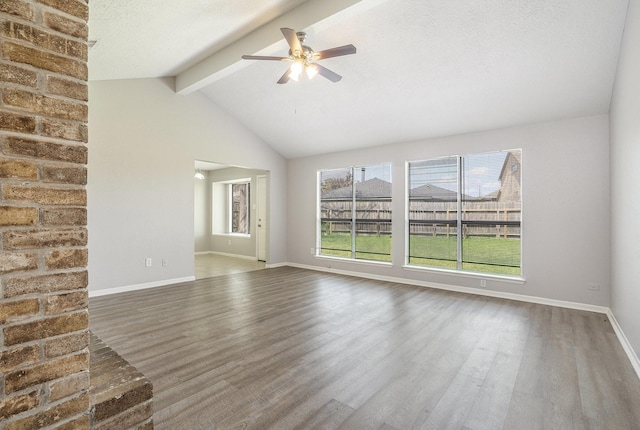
xmin=409 ymin=151 xmax=511 ymax=197
xmin=320 ymin=150 xmax=515 ymax=198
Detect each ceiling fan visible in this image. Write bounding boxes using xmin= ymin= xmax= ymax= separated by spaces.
xmin=241 ymin=28 xmax=356 ymax=84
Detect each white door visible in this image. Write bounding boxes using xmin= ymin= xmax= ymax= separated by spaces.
xmin=257 ymin=175 xmax=267 ymax=261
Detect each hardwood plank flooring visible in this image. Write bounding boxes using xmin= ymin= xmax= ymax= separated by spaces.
xmin=89 ymin=267 xmax=640 ymax=430
xmin=194 ymin=253 xmax=265 ymax=279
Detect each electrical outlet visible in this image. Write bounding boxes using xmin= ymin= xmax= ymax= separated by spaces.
xmin=145 ymin=257 xmax=152 ymax=267
xmin=310 ymin=247 xmax=315 ymax=255
xmin=587 ymin=283 xmax=601 ymax=291
xmin=162 ymin=258 xmax=167 ymax=267
xmin=480 ymin=279 xmax=487 ymax=287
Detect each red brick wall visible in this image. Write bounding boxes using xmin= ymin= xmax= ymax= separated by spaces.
xmin=0 ymin=0 xmax=89 ymax=428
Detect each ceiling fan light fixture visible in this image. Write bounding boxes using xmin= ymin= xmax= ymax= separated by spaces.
xmin=241 ymin=28 xmax=356 ymax=84
xmin=289 ymin=61 xmax=304 ymax=81
xmin=305 ymin=64 xmax=318 ymax=79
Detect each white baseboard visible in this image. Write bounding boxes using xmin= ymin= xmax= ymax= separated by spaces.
xmin=266 ymin=262 xmax=288 ymax=269
xmin=286 ymin=262 xmax=608 ymax=314
xmin=198 ymin=251 xmax=258 ymax=261
xmin=606 ymin=310 xmax=640 ymax=380
xmin=88 ymin=276 xmax=196 ymax=298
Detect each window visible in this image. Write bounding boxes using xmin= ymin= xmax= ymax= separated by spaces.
xmin=319 ymin=163 xmax=392 ymax=262
xmin=407 ymin=150 xmax=521 ymax=276
xmin=230 ymin=182 xmax=249 ymax=234
xmin=212 ymin=179 xmax=251 ymax=236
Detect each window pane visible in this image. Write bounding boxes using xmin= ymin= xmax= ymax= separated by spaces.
xmin=231 ymin=183 xmax=249 ymax=234
xmin=354 ymin=164 xmax=392 ymax=262
xmin=408 ymin=157 xmax=459 ymax=269
xmin=320 ymin=168 xmax=353 ymax=258
xmin=461 ymin=150 xmax=521 ymax=275
xmin=407 ymin=151 xmax=522 ymax=276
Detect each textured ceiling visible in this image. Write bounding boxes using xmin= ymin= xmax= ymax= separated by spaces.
xmin=89 ymin=0 xmax=629 ymax=159
xmin=88 ymin=0 xmax=308 ymax=80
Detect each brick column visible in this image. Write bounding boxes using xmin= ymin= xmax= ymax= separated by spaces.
xmin=0 ymin=0 xmax=90 ymax=428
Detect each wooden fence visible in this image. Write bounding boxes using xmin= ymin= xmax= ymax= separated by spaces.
xmin=321 ymin=200 xmax=521 ymax=238
xmin=321 ymin=200 xmax=392 ymax=236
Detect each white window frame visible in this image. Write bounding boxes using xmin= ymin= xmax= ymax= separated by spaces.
xmin=317 ymin=163 xmax=392 ymax=264
xmin=405 ymin=150 xmax=523 ymax=278
xmin=212 ymin=177 xmax=251 ymax=237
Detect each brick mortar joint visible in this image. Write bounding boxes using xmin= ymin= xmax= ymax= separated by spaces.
xmin=0 ymin=210 xmax=86 ymax=220
xmin=0 ymin=168 xmax=88 ymax=178
xmin=0 ymin=200 xmax=40 ymax=207
xmin=40 ymin=161 xmax=88 ymax=170
xmin=0 ymin=341 xmax=89 ymax=380
xmin=0 ymin=29 xmax=89 ymax=60
xmin=0 ymin=287 xmax=88 ymax=302
xmin=0 ymin=265 xmax=88 ymax=279
xmin=0 ymin=245 xmax=88 ymax=255
xmin=0 ymin=60 xmax=88 ymax=91
xmin=0 ymin=130 xmax=89 ymax=150
xmin=2 ymin=388 xmax=91 ymax=425
xmin=0 ymin=328 xmax=89 ymax=348
xmin=1 ymin=85 xmax=89 ymax=107
xmin=0 ymin=158 xmax=88 ymax=173
xmin=3 ymin=312 xmax=89 ymax=325
xmin=0 ymin=293 xmax=89 ymax=306
xmin=2 ymin=316 xmax=91 ymax=346
xmin=0 ymin=105 xmax=87 ymax=126
xmin=0 ymin=176 xmax=88 ymax=186
xmin=1 ymin=181 xmax=87 ymax=189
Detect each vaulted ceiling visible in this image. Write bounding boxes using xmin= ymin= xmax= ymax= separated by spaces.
xmin=88 ymin=0 xmax=629 ymax=159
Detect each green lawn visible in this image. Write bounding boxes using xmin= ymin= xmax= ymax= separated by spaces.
xmin=320 ymin=234 xmax=392 ymax=262
xmin=320 ymin=233 xmax=520 ymax=275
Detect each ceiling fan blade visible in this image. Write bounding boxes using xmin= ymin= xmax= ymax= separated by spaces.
xmin=315 ymin=44 xmax=357 ymax=60
xmin=281 ymin=28 xmax=303 ymax=54
xmin=241 ymin=55 xmax=289 ymax=61
xmin=315 ymin=64 xmax=342 ymax=83
xmin=277 ymin=68 xmax=291 ymax=85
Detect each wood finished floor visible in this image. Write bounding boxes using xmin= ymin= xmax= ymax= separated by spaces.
xmin=194 ymin=253 xmax=266 ymax=279
xmin=89 ymin=267 xmax=640 ymax=430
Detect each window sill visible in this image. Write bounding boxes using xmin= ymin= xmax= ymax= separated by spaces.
xmin=212 ymin=233 xmax=251 ymax=238
xmin=314 ymin=254 xmax=393 ymax=269
xmin=402 ymin=264 xmax=525 ymax=284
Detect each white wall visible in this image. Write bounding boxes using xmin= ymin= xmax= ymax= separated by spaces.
xmin=88 ymin=78 xmax=287 ymax=293
xmin=610 ymin=0 xmax=640 ymax=358
xmin=287 ymin=115 xmax=611 ymax=306
xmin=194 ymin=170 xmax=210 ymax=253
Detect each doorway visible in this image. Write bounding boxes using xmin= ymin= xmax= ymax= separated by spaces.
xmin=194 ymin=160 xmax=269 ymax=275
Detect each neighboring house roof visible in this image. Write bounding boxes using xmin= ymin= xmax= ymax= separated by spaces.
xmin=322 ymin=177 xmax=392 ymax=199
xmin=482 ymin=189 xmax=501 ymax=201
xmin=323 ymin=178 xmax=492 ymax=201
xmin=410 ymin=183 xmax=460 ymax=201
